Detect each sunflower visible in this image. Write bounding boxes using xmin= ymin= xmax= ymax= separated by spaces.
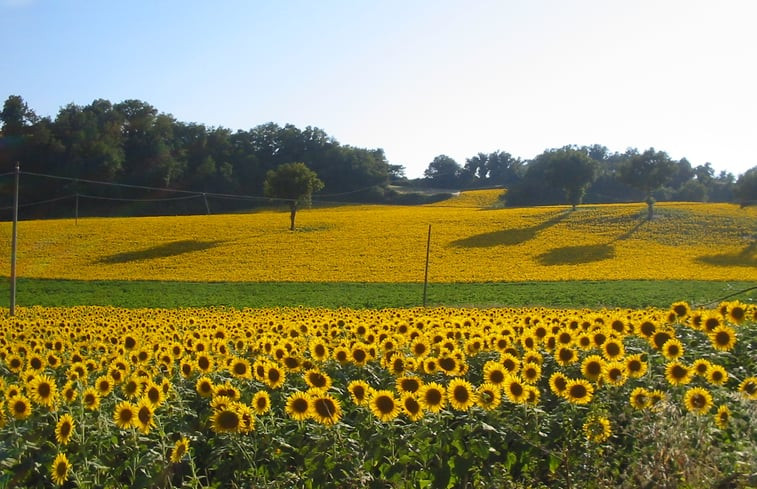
xmin=482 ymin=361 xmax=508 ymax=387
xmin=213 ymin=382 xmax=240 ymax=401
xmin=194 ymin=353 xmax=213 ymax=374
xmin=195 ymin=376 xmax=214 ymax=398
xmin=113 ymin=401 xmax=137 ymax=429
xmin=476 ymin=382 xmax=502 ymax=411
xmin=264 ymin=365 xmax=286 ymax=389
xmin=665 ymin=361 xmax=692 ymax=386
xmin=347 ymin=380 xmax=373 ymax=406
xmin=144 ymin=381 xmax=166 ymax=407
xmin=499 ymin=353 xmax=520 ymax=374
xmin=94 ymin=375 xmax=114 ymax=397
xmin=725 ymin=300 xmax=748 ymax=324
xmin=564 ymin=379 xmax=594 ymax=405
xmin=135 ymin=397 xmax=156 ymax=434
xmin=50 ymin=452 xmax=71 ymax=486
xmin=521 ymin=363 xmax=542 ymax=384
xmin=418 ymin=382 xmax=446 ymax=413
xmin=285 ymin=391 xmax=312 ymax=421
xmin=410 ymin=337 xmax=431 ymax=359
xmin=583 ymin=416 xmax=611 ymax=443
xmin=670 ymin=301 xmax=691 ymax=320
xmin=400 ymin=394 xmax=424 ymax=421
xmin=629 ymin=387 xmax=650 ymax=410
xmin=661 ymin=338 xmax=684 ymax=361
xmin=648 ymin=389 xmax=666 ymax=408
xmin=81 ymin=387 xmax=100 ymax=411
xmin=683 ymin=387 xmax=713 ymax=415
xmin=309 ymin=339 xmax=330 ymax=362
xmin=369 ymin=390 xmax=400 ymax=422
xmin=61 ymin=382 xmax=77 ymax=404
xmin=581 ymin=355 xmax=605 ymax=382
xmin=603 ymin=361 xmax=627 ymax=387
xmin=504 ymin=376 xmax=528 ymax=404
xmin=170 ymin=436 xmax=190 ymax=463
xmin=624 ymin=354 xmax=648 ymax=378
xmin=714 ymin=405 xmax=730 ymax=429
xmin=310 ymin=392 xmax=342 ymax=426
xmin=228 ymin=357 xmax=252 ymax=379
xmin=304 ymin=369 xmax=332 ymax=391
xmin=555 ymin=346 xmax=578 ymax=367
xmin=422 ymin=357 xmax=439 ymax=375
xmin=548 ymin=372 xmax=569 ymax=396
xmin=709 ymin=325 xmax=736 ymax=352
xmin=251 ymin=390 xmax=271 ymax=415
xmin=55 ymin=413 xmax=75 ymax=445
xmin=212 ymin=405 xmax=242 ymax=433
xmin=706 ymin=364 xmax=728 ymax=386
xmin=349 ymin=343 xmax=370 ymax=366
xmin=602 ymin=338 xmax=625 ymax=360
xmin=738 ymin=376 xmax=757 ymax=400
xmin=28 ymin=374 xmax=57 ymax=408
xmin=691 ymin=358 xmax=712 ymax=377
xmin=332 ymin=346 xmax=350 ymax=364
xmin=6 ymin=353 xmax=23 ymax=373
xmin=650 ymin=330 xmax=673 ymax=351
xmin=396 ymin=375 xmax=423 ymax=395
xmin=446 ymin=379 xmax=477 ymax=411
xmin=701 ymin=312 xmax=722 ymax=333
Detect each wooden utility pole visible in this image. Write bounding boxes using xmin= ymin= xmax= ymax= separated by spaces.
xmin=10 ymin=162 xmax=20 ymax=316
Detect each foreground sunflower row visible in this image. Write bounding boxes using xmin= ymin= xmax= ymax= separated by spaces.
xmin=1 ymin=302 xmax=756 ymax=488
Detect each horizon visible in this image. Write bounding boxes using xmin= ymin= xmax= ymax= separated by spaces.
xmin=2 ymin=0 xmax=756 ymax=179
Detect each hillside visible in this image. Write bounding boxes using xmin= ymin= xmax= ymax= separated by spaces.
xmin=1 ymin=191 xmax=755 ymax=283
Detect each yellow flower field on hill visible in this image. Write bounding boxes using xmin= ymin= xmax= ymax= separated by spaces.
xmin=0 ymin=193 xmax=754 ymax=282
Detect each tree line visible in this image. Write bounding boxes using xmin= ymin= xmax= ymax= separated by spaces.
xmin=1 ymin=94 xmax=755 ymax=219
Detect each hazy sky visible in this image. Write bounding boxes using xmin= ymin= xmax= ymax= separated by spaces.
xmin=2 ymin=0 xmax=755 ymax=178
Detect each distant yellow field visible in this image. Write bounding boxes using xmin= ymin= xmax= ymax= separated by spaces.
xmin=1 ymin=191 xmax=755 ymax=282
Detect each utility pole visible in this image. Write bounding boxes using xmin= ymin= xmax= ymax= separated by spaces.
xmin=10 ymin=162 xmax=20 ymax=316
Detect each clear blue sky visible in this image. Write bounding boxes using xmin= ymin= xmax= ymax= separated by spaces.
xmin=2 ymin=0 xmax=755 ymax=178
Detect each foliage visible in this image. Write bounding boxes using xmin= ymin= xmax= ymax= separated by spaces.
xmin=3 ymin=278 xmax=755 ymax=310
xmin=263 ymin=162 xmax=324 ymax=230
xmin=0 ymin=302 xmax=755 ymax=488
xmin=734 ymin=166 xmax=757 ymax=207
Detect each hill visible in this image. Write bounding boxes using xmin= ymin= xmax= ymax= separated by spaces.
xmin=1 ymin=191 xmax=754 ymax=284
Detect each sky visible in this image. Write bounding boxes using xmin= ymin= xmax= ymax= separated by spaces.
xmin=1 ymin=0 xmax=756 ymax=179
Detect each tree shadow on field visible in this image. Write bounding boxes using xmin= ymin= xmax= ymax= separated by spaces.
xmin=536 ymin=243 xmax=615 ymax=266
xmin=695 ymin=242 xmax=757 ymax=268
xmin=97 ymin=240 xmax=224 ymax=264
xmin=450 ymin=210 xmax=569 ymax=248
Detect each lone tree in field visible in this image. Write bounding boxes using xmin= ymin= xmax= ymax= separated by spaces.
xmin=618 ymin=148 xmax=675 ymax=220
xmin=264 ymin=162 xmax=324 ymax=230
xmin=541 ymin=147 xmax=599 ymax=210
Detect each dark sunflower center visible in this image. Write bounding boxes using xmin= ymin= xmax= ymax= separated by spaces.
xmin=375 ymin=395 xmax=395 ymax=414
xmin=314 ymin=398 xmax=336 ymax=418
xmin=218 ymin=410 xmax=240 ymax=429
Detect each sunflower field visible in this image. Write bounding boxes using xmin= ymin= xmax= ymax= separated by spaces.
xmin=1 ymin=302 xmax=756 ymax=488
xmin=1 ymin=199 xmax=755 ymax=283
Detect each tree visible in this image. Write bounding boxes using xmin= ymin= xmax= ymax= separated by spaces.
xmin=618 ymin=148 xmax=675 ymax=219
xmin=263 ymin=162 xmax=324 ymax=230
xmin=541 ymin=147 xmax=599 ymax=210
xmin=734 ymin=166 xmax=757 ymax=207
xmin=424 ymin=155 xmax=461 ymax=188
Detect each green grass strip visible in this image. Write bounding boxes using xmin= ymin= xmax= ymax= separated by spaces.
xmin=1 ymin=278 xmax=755 ymax=310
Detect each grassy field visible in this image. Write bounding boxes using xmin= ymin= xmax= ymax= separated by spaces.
xmin=2 ymin=277 xmax=755 ymax=309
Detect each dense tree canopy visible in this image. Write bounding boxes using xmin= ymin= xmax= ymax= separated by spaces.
xmin=0 ymin=94 xmax=750 ymax=219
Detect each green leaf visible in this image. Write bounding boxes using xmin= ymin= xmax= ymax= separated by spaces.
xmin=548 ymin=453 xmax=561 ymax=473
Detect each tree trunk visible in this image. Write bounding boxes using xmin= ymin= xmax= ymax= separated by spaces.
xmin=289 ymin=202 xmax=297 ymax=231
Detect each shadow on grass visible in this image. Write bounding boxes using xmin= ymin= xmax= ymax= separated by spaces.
xmin=450 ymin=210 xmax=569 ymax=248
xmin=695 ymin=242 xmax=757 ymax=268
xmin=536 ymin=243 xmax=615 ymax=265
xmin=98 ymin=240 xmax=224 ymax=264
